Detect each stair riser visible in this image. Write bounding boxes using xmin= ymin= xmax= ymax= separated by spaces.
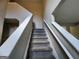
xmin=33 ymin=31 xmax=45 ymax=34
xmin=30 ymin=56 xmax=52 ymax=59
xmin=32 ymin=43 xmax=49 ymax=46
xmin=32 ymin=40 xmax=49 ymax=43
xmin=30 ymin=52 xmax=52 ymax=56
xmin=33 ymin=34 xmax=46 ymax=36
xmin=32 ymin=37 xmax=48 ymax=40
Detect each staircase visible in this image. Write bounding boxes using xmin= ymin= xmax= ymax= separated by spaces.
xmin=28 ymin=29 xmax=55 ymax=59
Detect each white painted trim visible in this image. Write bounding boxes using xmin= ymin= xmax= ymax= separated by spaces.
xmin=0 ymin=2 xmax=32 ymax=58
xmin=23 ymin=28 xmax=32 ymax=59
xmin=52 ymin=22 xmax=79 ymax=53
xmin=0 ymin=15 xmax=32 ymax=56
xmin=44 ymin=20 xmax=74 ymax=59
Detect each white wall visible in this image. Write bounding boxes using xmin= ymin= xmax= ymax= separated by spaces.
xmin=44 ymin=0 xmax=61 ymax=22
xmin=53 ymin=0 xmax=79 ymax=23
xmin=33 ymin=15 xmax=43 ymax=29
xmin=0 ymin=0 xmax=8 ymax=43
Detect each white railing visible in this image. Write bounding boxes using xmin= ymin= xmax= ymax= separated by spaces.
xmin=52 ymin=22 xmax=79 ymax=53
xmin=0 ymin=2 xmax=32 ymax=59
xmin=44 ymin=20 xmax=79 ymax=59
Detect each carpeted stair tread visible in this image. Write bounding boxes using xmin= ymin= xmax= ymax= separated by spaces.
xmin=28 ymin=29 xmax=55 ymax=59
xmin=32 ymin=39 xmax=49 ymax=44
xmin=32 ymin=35 xmax=48 ymax=39
xmin=31 ymin=46 xmax=52 ymax=52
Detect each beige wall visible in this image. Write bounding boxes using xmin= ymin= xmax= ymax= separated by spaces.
xmin=11 ymin=0 xmax=43 ymax=17
xmin=0 ymin=0 xmax=8 ymax=43
xmin=43 ymin=0 xmax=61 ymax=22
xmin=10 ymin=0 xmax=44 ymax=28
xmin=70 ymin=26 xmax=79 ymax=39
